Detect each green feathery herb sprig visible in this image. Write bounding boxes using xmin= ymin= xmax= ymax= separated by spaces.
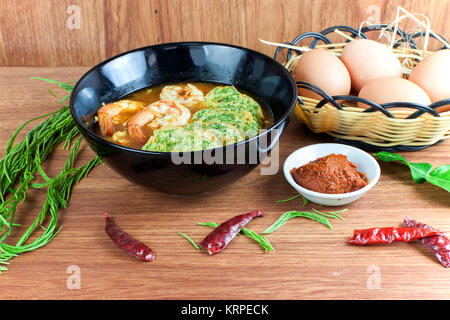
xmin=0 ymin=78 xmax=102 ymax=272
xmin=262 ymin=208 xmax=348 ymax=234
xmin=179 ymin=222 xmax=275 ymax=253
xmin=275 ymin=193 xmax=308 ymax=207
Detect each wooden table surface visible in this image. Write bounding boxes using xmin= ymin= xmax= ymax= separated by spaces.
xmin=0 ymin=67 xmax=449 ymax=300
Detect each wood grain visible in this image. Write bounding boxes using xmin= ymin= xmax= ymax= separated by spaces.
xmin=0 ymin=0 xmax=449 ymax=67
xmin=0 ymin=67 xmax=449 ymax=299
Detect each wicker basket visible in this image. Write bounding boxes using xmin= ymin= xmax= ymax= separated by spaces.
xmin=274 ymin=25 xmax=450 ymax=151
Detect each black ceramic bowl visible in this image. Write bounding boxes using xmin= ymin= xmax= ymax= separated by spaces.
xmin=70 ymin=42 xmax=297 ymax=195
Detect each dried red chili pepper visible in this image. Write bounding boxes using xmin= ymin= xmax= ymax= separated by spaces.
xmin=349 ymin=227 xmax=440 ymax=245
xmin=199 ymin=210 xmax=264 ymax=255
xmin=404 ymin=217 xmax=450 ymax=268
xmin=104 ymin=212 xmax=155 ymax=262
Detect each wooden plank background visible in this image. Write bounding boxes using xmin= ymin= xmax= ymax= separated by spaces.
xmin=0 ymin=0 xmax=449 ymax=67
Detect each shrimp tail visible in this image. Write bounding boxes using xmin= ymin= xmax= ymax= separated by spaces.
xmin=98 ymin=108 xmax=115 ymax=137
xmin=127 ymin=123 xmax=150 ymax=144
xmin=127 ymin=107 xmax=155 ymax=144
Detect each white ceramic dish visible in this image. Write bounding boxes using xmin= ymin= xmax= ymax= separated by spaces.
xmin=283 ymin=143 xmax=380 ymax=206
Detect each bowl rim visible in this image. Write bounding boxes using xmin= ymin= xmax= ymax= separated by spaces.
xmin=69 ymin=41 xmax=298 ymax=156
xmin=283 ymin=143 xmax=381 ymax=199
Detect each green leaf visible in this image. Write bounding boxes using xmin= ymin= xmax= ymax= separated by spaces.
xmin=407 ymin=163 xmax=433 ymax=184
xmin=373 ymin=151 xmax=404 ymax=162
xmin=373 ymin=151 xmax=449 ymax=191
xmin=373 ymin=151 xmax=432 ymax=183
xmin=426 ymin=165 xmax=450 ymax=192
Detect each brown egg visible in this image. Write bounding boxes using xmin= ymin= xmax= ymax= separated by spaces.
xmin=436 ymin=106 xmax=450 ymax=113
xmin=294 ymin=48 xmax=351 ymax=101
xmin=409 ymin=49 xmax=450 ymax=105
xmin=340 ymin=39 xmax=402 ymax=93
xmin=358 ymin=77 xmax=431 ymax=112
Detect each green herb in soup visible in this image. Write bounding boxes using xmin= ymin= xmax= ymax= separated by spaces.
xmin=204 ymin=86 xmax=264 ymax=122
xmin=202 ymin=121 xmax=243 ymax=145
xmin=192 ymin=108 xmax=260 ymax=138
xmin=96 ymin=83 xmax=272 ymax=151
xmin=142 ymin=123 xmax=222 ymax=152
